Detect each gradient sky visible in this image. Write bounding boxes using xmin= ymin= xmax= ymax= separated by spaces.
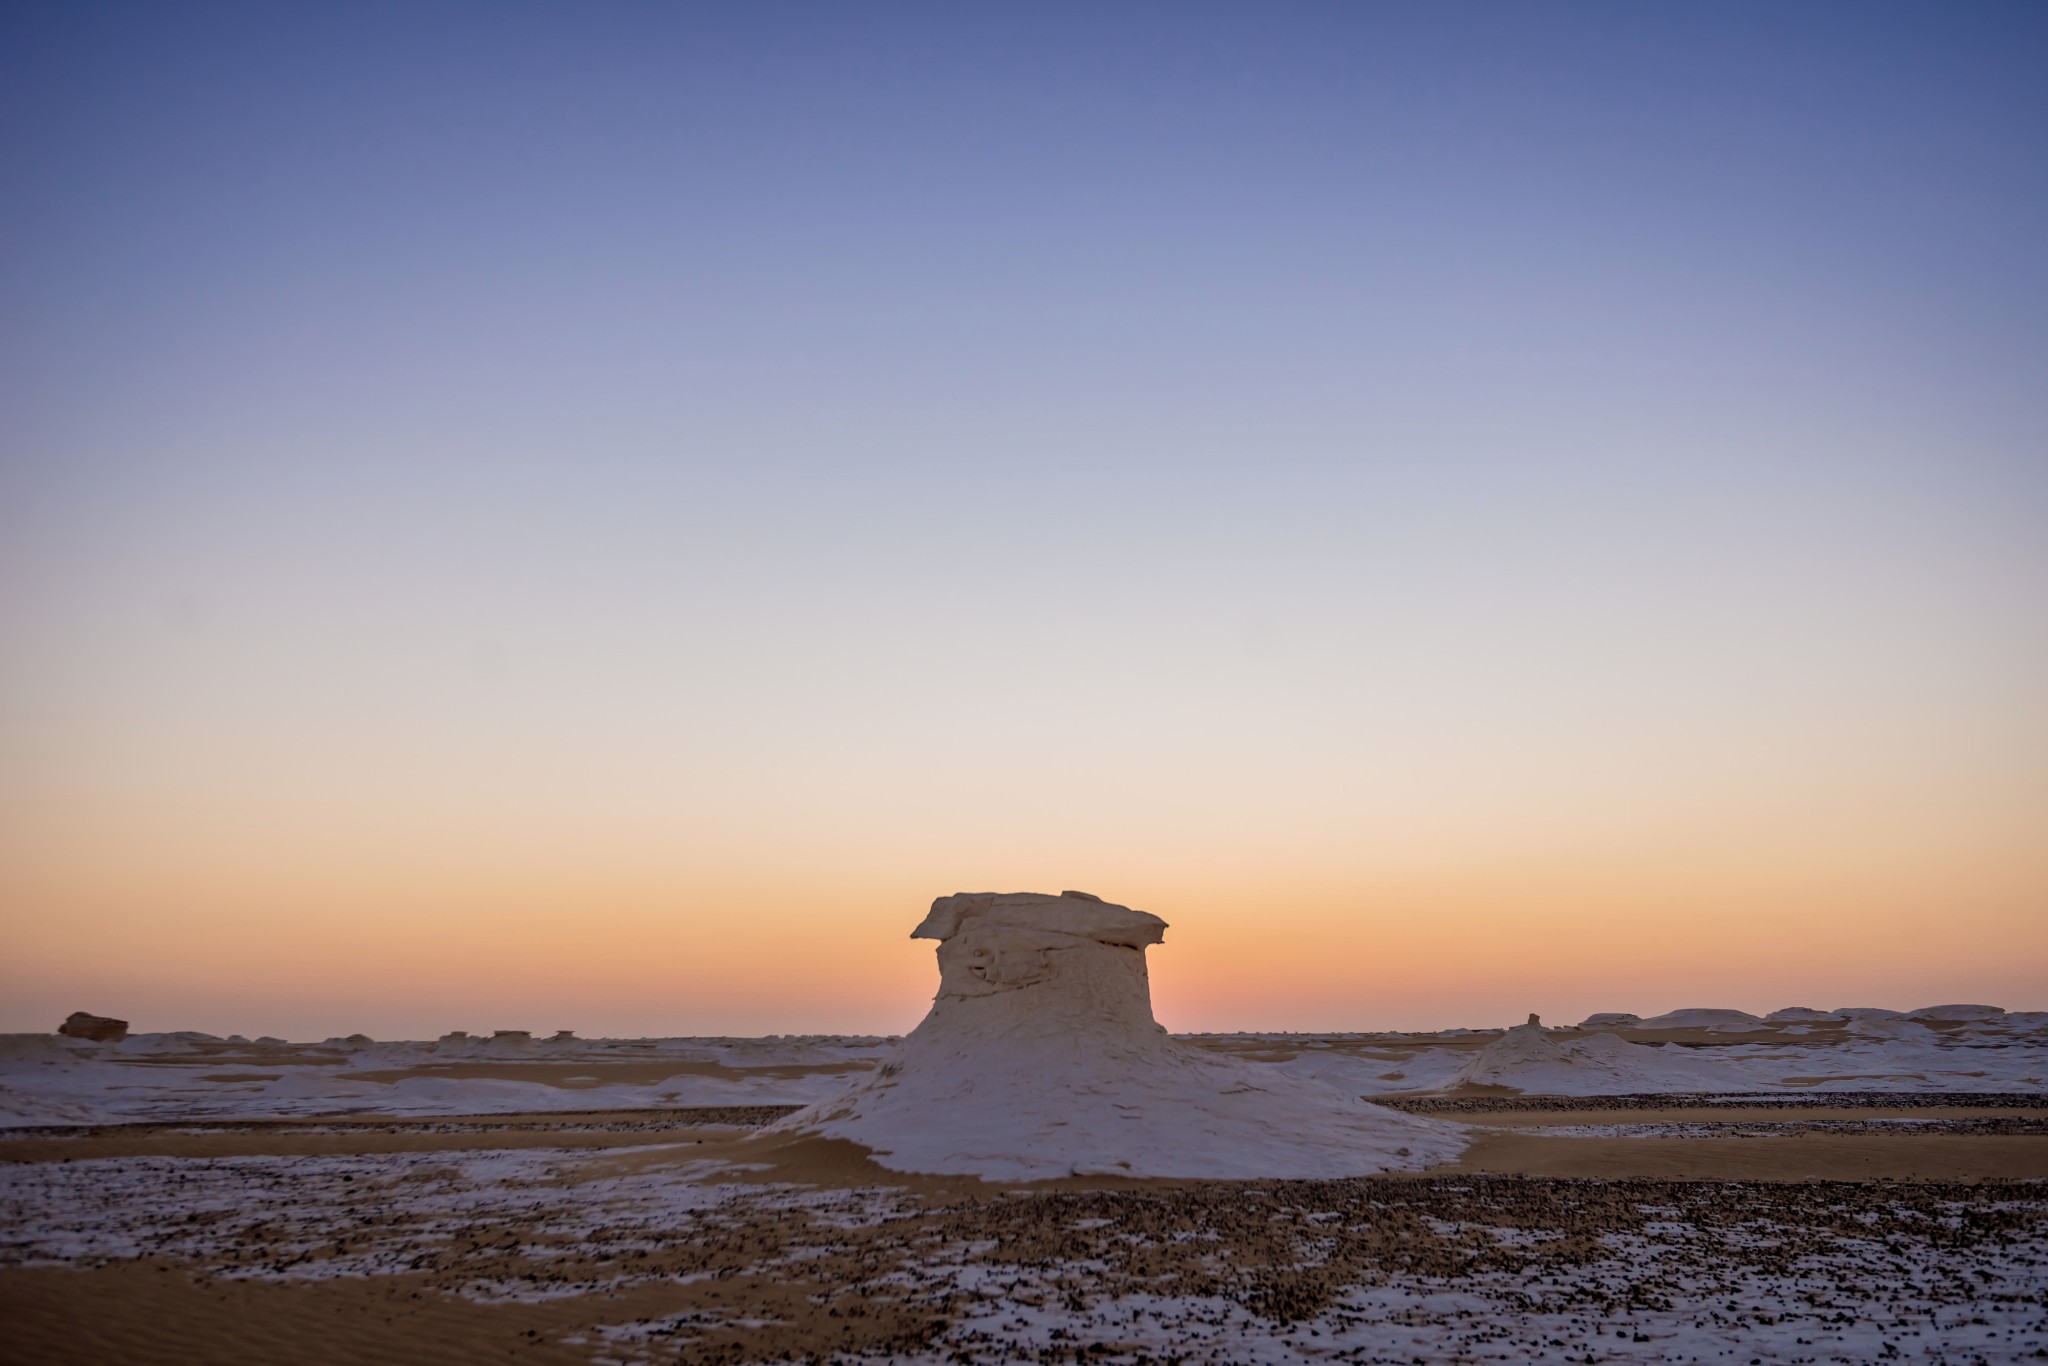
xmin=3 ymin=2 xmax=2045 ymax=1040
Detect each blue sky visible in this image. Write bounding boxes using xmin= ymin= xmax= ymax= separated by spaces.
xmin=3 ymin=3 xmax=2045 ymax=1035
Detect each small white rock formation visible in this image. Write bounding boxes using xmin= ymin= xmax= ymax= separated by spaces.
xmin=1455 ymin=1015 xmax=1573 ymax=1089
xmin=1454 ymin=1014 xmax=1751 ymax=1094
xmin=774 ymin=891 xmax=1465 ymax=1181
xmin=1765 ymin=1007 xmax=1839 ymax=1022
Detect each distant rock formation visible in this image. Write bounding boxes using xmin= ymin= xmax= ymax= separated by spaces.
xmin=1456 ymin=1014 xmax=1569 ymax=1088
xmin=1455 ymin=1014 xmax=1756 ymax=1094
xmin=774 ymin=891 xmax=1464 ymax=1180
xmin=1906 ymin=1004 xmax=2005 ymax=1023
xmin=57 ymin=1012 xmax=128 ymax=1043
xmin=1633 ymin=1008 xmax=1764 ymax=1030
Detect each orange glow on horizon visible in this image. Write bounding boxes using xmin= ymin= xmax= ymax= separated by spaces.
xmin=5 ymin=785 xmax=2042 ymax=1040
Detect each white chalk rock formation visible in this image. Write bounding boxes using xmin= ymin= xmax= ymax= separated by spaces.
xmin=775 ymin=891 xmax=1464 ymax=1181
xmin=1455 ymin=1014 xmax=1760 ymax=1095
xmin=1456 ymin=1015 xmax=1575 ymax=1089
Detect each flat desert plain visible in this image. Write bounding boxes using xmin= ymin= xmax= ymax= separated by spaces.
xmin=3 ymin=1010 xmax=2045 ymax=1364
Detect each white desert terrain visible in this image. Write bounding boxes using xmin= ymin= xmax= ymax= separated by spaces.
xmin=4 ymin=892 xmax=2044 ymax=1363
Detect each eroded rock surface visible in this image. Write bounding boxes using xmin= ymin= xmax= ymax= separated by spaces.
xmin=777 ymin=890 xmax=1465 ymax=1180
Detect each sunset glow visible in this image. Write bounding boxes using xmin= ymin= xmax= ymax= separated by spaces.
xmin=3 ymin=3 xmax=2044 ymax=1041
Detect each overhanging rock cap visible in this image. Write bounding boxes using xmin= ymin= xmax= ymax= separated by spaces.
xmin=912 ymin=890 xmax=1167 ymax=949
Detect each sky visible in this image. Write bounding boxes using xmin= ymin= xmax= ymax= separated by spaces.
xmin=3 ymin=2 xmax=2045 ymax=1040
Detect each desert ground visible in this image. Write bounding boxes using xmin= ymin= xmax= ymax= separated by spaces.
xmin=5 ymin=1006 xmax=2045 ymax=1364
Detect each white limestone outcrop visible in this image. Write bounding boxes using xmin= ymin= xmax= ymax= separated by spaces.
xmin=774 ymin=891 xmax=1465 ymax=1181
xmin=1455 ymin=1013 xmax=1762 ymax=1094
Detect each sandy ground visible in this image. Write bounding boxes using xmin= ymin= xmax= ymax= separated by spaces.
xmin=336 ymin=1061 xmax=876 ymax=1087
xmin=5 ymin=1096 xmax=2045 ymax=1364
xmin=8 ymin=1096 xmax=2044 ymax=1180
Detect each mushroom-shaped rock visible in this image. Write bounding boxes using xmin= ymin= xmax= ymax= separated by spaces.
xmin=773 ymin=891 xmax=1464 ymax=1180
xmin=908 ymin=891 xmax=1168 ymax=1024
xmin=57 ymin=1012 xmax=128 ymax=1043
